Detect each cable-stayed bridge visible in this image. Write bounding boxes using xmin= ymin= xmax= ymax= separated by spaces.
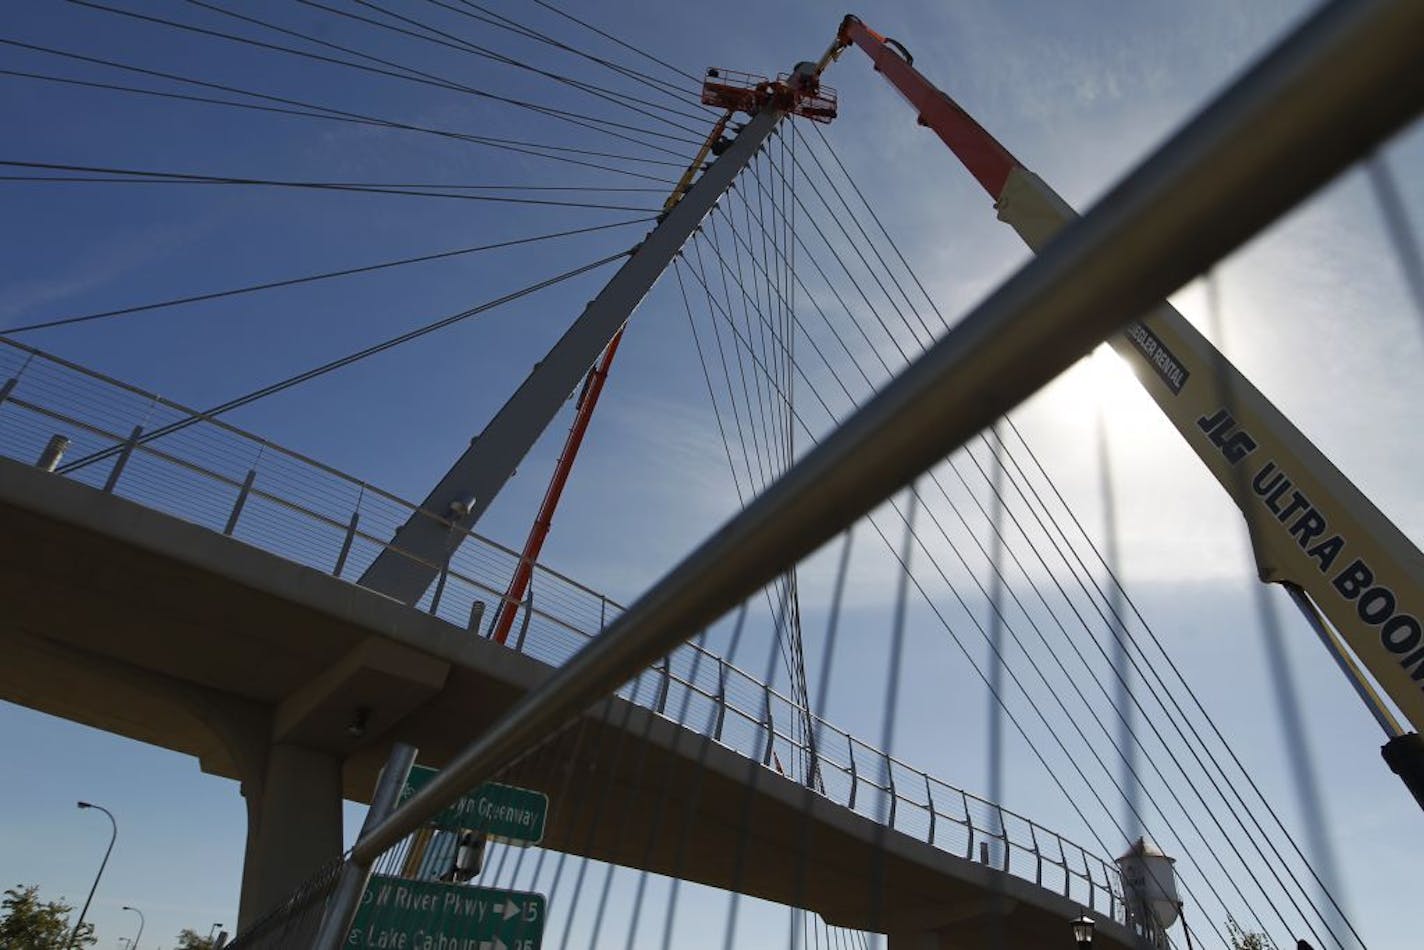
xmin=0 ymin=1 xmax=1421 ymax=949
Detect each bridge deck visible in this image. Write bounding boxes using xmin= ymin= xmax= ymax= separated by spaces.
xmin=0 ymin=455 xmax=1138 ymax=947
xmin=0 ymin=338 xmax=1140 ymax=945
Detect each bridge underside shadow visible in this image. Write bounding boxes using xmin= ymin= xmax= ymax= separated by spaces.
xmin=0 ymin=457 xmax=1139 ymax=948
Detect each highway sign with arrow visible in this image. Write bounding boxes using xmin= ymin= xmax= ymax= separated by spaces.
xmin=349 ymin=874 xmax=545 ymax=949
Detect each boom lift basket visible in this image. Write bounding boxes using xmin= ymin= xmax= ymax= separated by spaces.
xmin=701 ymin=67 xmax=837 ymax=122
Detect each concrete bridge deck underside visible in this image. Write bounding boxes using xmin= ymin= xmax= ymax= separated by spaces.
xmin=0 ymin=457 xmax=1139 ymax=948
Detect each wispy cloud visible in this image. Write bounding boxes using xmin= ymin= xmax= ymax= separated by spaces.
xmin=0 ymin=220 xmax=209 ymax=324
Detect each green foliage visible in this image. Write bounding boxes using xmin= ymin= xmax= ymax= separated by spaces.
xmin=174 ymin=927 xmax=217 ymax=950
xmin=0 ymin=884 xmax=95 ymax=950
xmin=1226 ymin=915 xmax=1279 ymax=950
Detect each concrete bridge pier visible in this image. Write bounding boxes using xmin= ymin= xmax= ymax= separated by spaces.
xmin=237 ymin=743 xmax=344 ymax=931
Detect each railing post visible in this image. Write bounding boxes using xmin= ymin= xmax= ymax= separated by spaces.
xmin=761 ymin=685 xmax=775 ymax=767
xmin=223 ymin=469 xmax=256 ymax=536
xmin=101 ymin=425 xmax=143 ymax=493
xmin=885 ymin=752 xmax=897 ymax=828
xmin=962 ymin=791 xmax=974 ymax=860
xmin=1105 ymin=859 xmax=1117 ymax=922
xmin=0 ymin=377 xmax=18 ymax=431
xmin=429 ymin=558 xmax=449 ymax=616
xmin=1083 ymin=849 xmax=1096 ymax=911
xmin=513 ymin=583 xmax=534 ymax=653
xmin=713 ymin=660 xmax=727 ymax=741
xmin=1029 ymin=824 xmax=1042 ymax=885
xmin=654 ymin=658 xmax=671 ymax=715
xmin=599 ymin=595 xmax=608 ymax=632
xmin=846 ymin=735 xmax=858 ymax=810
xmin=997 ymin=806 xmax=1010 ymax=871
xmin=333 ymin=511 xmax=360 ymax=578
xmin=805 ymin=715 xmax=821 ymax=792
xmin=924 ymin=774 xmax=936 ymax=845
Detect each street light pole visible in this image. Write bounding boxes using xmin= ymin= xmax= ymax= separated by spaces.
xmin=208 ymin=923 xmax=223 ymax=946
xmin=121 ymin=906 xmax=145 ymax=950
xmin=69 ymin=801 xmax=117 ymax=950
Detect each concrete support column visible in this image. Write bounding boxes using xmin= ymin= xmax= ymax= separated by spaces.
xmin=238 ymin=743 xmax=343 ymax=930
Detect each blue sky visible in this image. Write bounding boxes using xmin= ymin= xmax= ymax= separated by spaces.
xmin=2 ymin=0 xmax=1422 ymax=947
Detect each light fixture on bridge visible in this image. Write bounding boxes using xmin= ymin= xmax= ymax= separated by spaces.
xmin=1071 ymin=913 xmax=1095 ymax=948
xmin=447 ymin=492 xmax=477 ymax=520
xmin=347 ymin=706 xmax=371 ymax=739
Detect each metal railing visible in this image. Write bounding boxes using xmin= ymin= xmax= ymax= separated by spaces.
xmin=0 ymin=335 xmax=1127 ymax=922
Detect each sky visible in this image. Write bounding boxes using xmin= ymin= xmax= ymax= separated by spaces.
xmin=1 ymin=0 xmax=1422 ymax=948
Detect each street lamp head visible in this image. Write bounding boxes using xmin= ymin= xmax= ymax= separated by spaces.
xmin=78 ymin=801 xmax=92 ymax=809
xmin=123 ymin=905 xmax=135 ymax=912
xmin=1071 ymin=914 xmax=1095 ymax=945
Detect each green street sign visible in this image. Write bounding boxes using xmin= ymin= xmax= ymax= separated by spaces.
xmin=349 ymin=875 xmax=545 ymax=950
xmin=400 ymin=766 xmax=549 ymax=844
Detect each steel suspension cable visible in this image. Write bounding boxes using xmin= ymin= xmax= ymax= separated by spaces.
xmin=804 ymin=122 xmax=1351 ymax=945
xmin=64 ymin=0 xmax=704 ymax=156
xmin=755 ymin=142 xmax=812 ymax=777
xmin=702 ymin=176 xmax=1279 ymax=944
xmin=771 ymin=128 xmax=1334 ymax=946
xmin=309 ymin=0 xmax=712 ymax=129
xmin=700 ymin=219 xmax=777 ymax=498
xmin=681 ymin=247 xmax=1238 ymax=945
xmin=808 ymin=117 xmax=1356 ymax=935
xmin=522 ymin=0 xmax=706 ymax=86
xmin=703 ymin=207 xmax=812 ymax=765
xmin=1007 ymin=416 xmax=1366 ymax=947
xmin=700 ymin=211 xmax=1162 ymax=934
xmin=0 ymin=43 xmax=687 ymax=180
xmin=688 ymin=230 xmax=806 ymax=744
xmin=803 ymin=119 xmax=1364 ymax=947
xmin=0 ymin=160 xmax=661 ymax=211
xmin=1 ymin=218 xmax=651 ymax=335
xmin=431 ymin=0 xmax=705 ymax=108
xmin=54 ymin=251 xmax=629 ymax=476
xmin=0 ymin=172 xmax=667 ymax=192
xmin=1366 ymin=156 xmax=1424 ymax=333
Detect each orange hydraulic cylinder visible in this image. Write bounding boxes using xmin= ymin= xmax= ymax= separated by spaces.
xmin=489 ymin=328 xmax=626 ymax=643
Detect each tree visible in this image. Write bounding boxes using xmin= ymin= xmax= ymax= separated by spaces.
xmin=0 ymin=884 xmax=96 ymax=950
xmin=174 ymin=928 xmax=217 ymax=950
xmin=1227 ymin=915 xmax=1279 ymax=950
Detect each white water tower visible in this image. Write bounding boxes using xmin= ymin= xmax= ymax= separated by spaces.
xmin=1116 ymin=837 xmax=1181 ymax=941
